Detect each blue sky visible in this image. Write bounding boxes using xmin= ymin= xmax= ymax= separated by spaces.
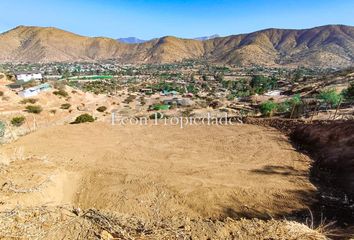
xmin=0 ymin=0 xmax=353 ymax=39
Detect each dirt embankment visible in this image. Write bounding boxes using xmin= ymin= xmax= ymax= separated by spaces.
xmin=292 ymin=121 xmax=354 ymax=200
xmin=291 ymin=121 xmax=354 ymax=229
xmin=243 ymin=118 xmax=354 ymax=236
xmin=245 ymin=118 xmax=354 ymax=236
xmin=244 ymin=117 xmax=306 ymax=135
xmin=245 ymin=118 xmax=354 ymax=196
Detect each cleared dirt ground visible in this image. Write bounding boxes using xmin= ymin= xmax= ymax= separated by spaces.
xmin=1 ymin=122 xmax=316 ymax=221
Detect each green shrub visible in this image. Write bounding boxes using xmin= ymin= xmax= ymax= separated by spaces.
xmin=60 ymin=103 xmax=71 ymax=110
xmin=250 ymin=75 xmax=278 ymax=94
xmin=289 ymin=94 xmax=302 ymax=106
xmin=227 ymin=93 xmax=236 ymax=101
xmin=72 ymin=114 xmax=95 ymax=124
xmin=20 ymin=98 xmax=38 ymax=104
xmin=96 ymin=106 xmax=107 ymax=112
xmin=53 ymin=89 xmax=69 ymax=97
xmin=288 ymin=94 xmax=302 ymax=118
xmin=11 ymin=116 xmax=25 ymax=127
xmin=317 ymin=89 xmax=342 ymax=108
xmin=276 ymin=101 xmax=291 ymax=113
xmin=25 ymin=105 xmax=42 ymax=114
xmin=259 ymin=101 xmax=278 ymax=117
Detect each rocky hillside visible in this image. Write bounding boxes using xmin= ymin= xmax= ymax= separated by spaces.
xmin=0 ymin=25 xmax=353 ymax=67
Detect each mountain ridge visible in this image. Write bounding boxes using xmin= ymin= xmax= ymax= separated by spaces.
xmin=0 ymin=24 xmax=353 ymax=67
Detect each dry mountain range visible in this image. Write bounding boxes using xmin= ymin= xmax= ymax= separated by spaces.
xmin=0 ymin=24 xmax=353 ymax=67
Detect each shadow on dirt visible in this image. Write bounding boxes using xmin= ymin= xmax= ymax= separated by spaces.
xmin=243 ymin=118 xmax=354 ymax=238
xmin=291 ymin=121 xmax=354 ymax=236
xmin=251 ymin=165 xmax=308 ymax=177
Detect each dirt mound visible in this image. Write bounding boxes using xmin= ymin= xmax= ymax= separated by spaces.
xmin=0 ymin=206 xmax=326 ymax=240
xmin=0 ymin=158 xmax=79 ymax=209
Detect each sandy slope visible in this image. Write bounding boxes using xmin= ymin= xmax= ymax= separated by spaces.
xmin=1 ymin=122 xmax=316 ymax=221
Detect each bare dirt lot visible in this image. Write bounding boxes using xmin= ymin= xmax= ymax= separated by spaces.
xmin=1 ymin=122 xmax=316 ymax=220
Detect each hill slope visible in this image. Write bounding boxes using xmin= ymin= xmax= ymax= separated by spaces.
xmin=0 ymin=25 xmax=353 ymax=67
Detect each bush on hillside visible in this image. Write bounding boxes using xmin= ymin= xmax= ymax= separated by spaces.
xmin=96 ymin=106 xmax=107 ymax=112
xmin=53 ymin=89 xmax=69 ymax=97
xmin=72 ymin=114 xmax=95 ymax=124
xmin=276 ymin=101 xmax=291 ymax=113
xmin=259 ymin=101 xmax=278 ymax=117
xmin=11 ymin=116 xmax=26 ymax=127
xmin=20 ymin=98 xmax=38 ymax=104
xmin=60 ymin=103 xmax=71 ymax=110
xmin=317 ymin=89 xmax=342 ymax=108
xmin=25 ymin=105 xmax=42 ymax=114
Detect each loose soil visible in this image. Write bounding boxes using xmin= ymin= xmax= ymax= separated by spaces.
xmin=1 ymin=123 xmax=316 ymax=219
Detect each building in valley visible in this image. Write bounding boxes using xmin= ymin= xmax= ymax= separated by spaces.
xmin=15 ymin=71 xmax=43 ymax=83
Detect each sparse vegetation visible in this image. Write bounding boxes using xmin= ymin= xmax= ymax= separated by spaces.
xmin=60 ymin=103 xmax=71 ymax=110
xmin=289 ymin=94 xmax=302 ymax=118
xmin=317 ymin=89 xmax=342 ymax=108
xmin=20 ymin=98 xmax=38 ymax=104
xmin=53 ymin=89 xmax=69 ymax=97
xmin=25 ymin=105 xmax=43 ymax=114
xmin=0 ymin=60 xmax=353 ymax=239
xmin=123 ymin=95 xmax=136 ymax=104
xmin=72 ymin=113 xmax=95 ymax=124
xmin=259 ymin=101 xmax=278 ymax=117
xmin=96 ymin=106 xmax=107 ymax=112
xmin=11 ymin=116 xmax=26 ymax=127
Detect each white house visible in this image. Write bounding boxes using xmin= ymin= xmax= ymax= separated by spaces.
xmin=15 ymin=71 xmax=43 ymax=82
xmin=19 ymin=83 xmax=51 ymax=98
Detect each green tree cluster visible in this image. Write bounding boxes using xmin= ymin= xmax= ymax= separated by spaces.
xmin=250 ymin=75 xmax=278 ymax=94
